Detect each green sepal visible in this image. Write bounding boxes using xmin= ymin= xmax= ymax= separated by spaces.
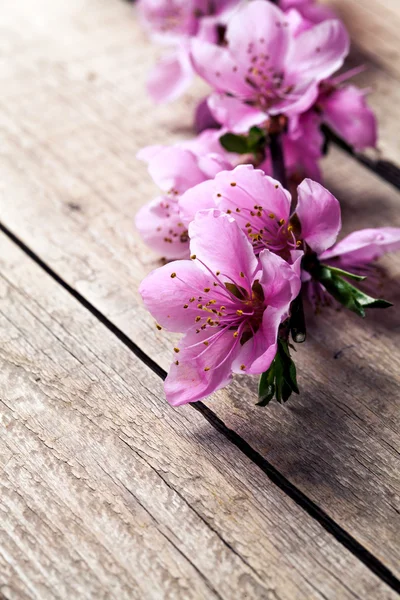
xmin=219 ymin=126 xmax=267 ymax=156
xmin=320 ymin=264 xmax=366 ymax=281
xmin=316 ymin=266 xmax=392 ymax=318
xmin=247 ymin=126 xmax=267 ymax=149
xmin=257 ymin=339 xmax=299 ymax=407
xmin=219 ymin=133 xmax=249 ymax=154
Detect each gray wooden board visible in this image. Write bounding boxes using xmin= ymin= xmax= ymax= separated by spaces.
xmin=0 ymin=0 xmax=399 ymax=594
xmin=2 ymin=232 xmax=398 ymax=599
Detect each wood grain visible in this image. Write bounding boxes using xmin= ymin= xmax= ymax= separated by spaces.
xmin=2 ymin=232 xmax=397 ymax=599
xmin=1 ymin=0 xmax=399 ymax=591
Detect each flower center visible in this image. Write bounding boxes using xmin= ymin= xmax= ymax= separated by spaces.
xmin=171 ymin=259 xmax=267 ymax=372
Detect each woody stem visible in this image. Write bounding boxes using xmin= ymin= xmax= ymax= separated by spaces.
xmin=270 ymin=132 xmax=288 ymax=192
xmin=270 ymin=130 xmax=306 ymax=343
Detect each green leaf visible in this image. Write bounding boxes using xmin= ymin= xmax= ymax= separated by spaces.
xmin=257 ymin=369 xmax=276 ymax=406
xmin=288 ymin=360 xmax=299 ymax=394
xmin=257 ymin=340 xmax=300 ymax=407
xmin=219 ymin=133 xmax=249 ymax=154
xmin=316 ymin=266 xmax=393 ymax=318
xmin=247 ymin=126 xmax=266 ymax=149
xmin=320 ymin=264 xmax=366 ymax=281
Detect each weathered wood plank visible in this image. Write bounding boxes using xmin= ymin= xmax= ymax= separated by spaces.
xmin=1 ymin=0 xmax=399 ymax=585
xmin=322 ymin=0 xmax=400 ymax=79
xmin=2 ymin=232 xmax=397 ymax=599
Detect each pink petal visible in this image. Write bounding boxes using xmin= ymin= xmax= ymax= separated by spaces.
xmin=296 ymin=178 xmax=341 ymax=254
xmin=197 ymin=153 xmax=233 ymax=178
xmin=214 ymin=164 xmax=291 ymax=225
xmin=258 ymin=249 xmax=301 ymax=309
xmin=135 ymin=196 xmax=190 ymax=260
xmin=227 ymin=0 xmax=290 ymax=73
xmin=165 ymin=328 xmax=239 ymax=406
xmin=274 ymin=80 xmax=319 ymax=116
xmin=178 ymin=179 xmax=217 ymax=227
xmin=194 ymin=97 xmax=221 ymax=133
xmin=136 ymin=145 xmax=164 ymax=163
xmin=139 ymin=260 xmax=213 ymax=332
xmin=320 ymin=228 xmax=400 ymax=265
xmin=190 ymin=38 xmax=253 ymax=97
xmin=208 ymin=93 xmax=267 ymax=132
xmin=232 ymin=306 xmax=281 ymax=375
xmin=146 ymin=147 xmax=208 ymax=194
xmin=189 ymin=209 xmax=258 ymax=291
xmin=147 ymin=49 xmax=194 ymax=104
xmin=287 ymin=19 xmax=349 ymax=83
xmin=321 ymin=85 xmax=377 ymax=150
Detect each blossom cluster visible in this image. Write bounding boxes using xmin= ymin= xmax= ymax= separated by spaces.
xmin=135 ymin=0 xmax=400 ymax=407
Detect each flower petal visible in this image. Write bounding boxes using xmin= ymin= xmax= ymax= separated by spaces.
xmin=258 ymin=249 xmax=301 ymax=309
xmin=139 ymin=260 xmax=213 ymax=332
xmin=147 ymin=48 xmax=194 ymax=104
xmin=165 ymin=328 xmax=239 ymax=405
xmin=189 ymin=209 xmax=258 ymax=291
xmin=208 ymin=93 xmax=267 ymax=132
xmin=135 ymin=196 xmax=189 ymax=259
xmin=194 ymin=97 xmax=221 ymax=134
xmin=190 ymin=38 xmax=253 ymax=97
xmin=232 ymin=306 xmax=281 ymax=375
xmin=320 ymin=228 xmax=400 ymax=265
xmin=296 ymin=178 xmax=341 ymax=254
xmin=321 ymin=85 xmax=377 ymax=151
xmin=179 ymin=179 xmax=217 ymax=227
xmin=287 ymin=19 xmax=349 ymax=82
xmin=226 ymin=0 xmax=290 ymax=73
xmin=214 ymin=164 xmax=291 ymax=225
xmin=146 ymin=147 xmax=208 ymax=194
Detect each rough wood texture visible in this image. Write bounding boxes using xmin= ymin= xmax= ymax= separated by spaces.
xmin=1 ymin=0 xmax=400 ymax=595
xmin=2 ymin=232 xmax=397 ymax=599
xmin=2 ymin=0 xmax=399 ymax=580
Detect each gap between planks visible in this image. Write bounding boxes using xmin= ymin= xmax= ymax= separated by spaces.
xmin=2 ymin=229 xmax=398 ymax=600
xmin=1 ymin=220 xmax=400 ymax=597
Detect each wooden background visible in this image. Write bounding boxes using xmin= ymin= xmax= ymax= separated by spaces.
xmin=0 ymin=1 xmax=399 ymax=598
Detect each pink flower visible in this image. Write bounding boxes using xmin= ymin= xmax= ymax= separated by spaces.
xmin=139 ymin=0 xmax=239 ymax=102
xmin=191 ymin=0 xmax=349 ymax=131
xmin=138 ymin=0 xmax=238 ymax=39
xmin=147 ymin=45 xmax=194 ymax=103
xmin=287 ymin=69 xmax=377 ymax=151
xmin=316 ymin=81 xmax=377 ymax=150
xmin=303 ymin=228 xmax=400 ymax=311
xmin=139 ymin=210 xmax=300 ymax=405
xmin=281 ymin=0 xmax=336 ymax=34
xmin=320 ymin=228 xmax=400 ymax=270
xmin=195 ymin=97 xmax=221 ymax=133
xmin=135 ymin=136 xmax=234 ymax=258
xmin=179 ymin=165 xmax=340 ymax=260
